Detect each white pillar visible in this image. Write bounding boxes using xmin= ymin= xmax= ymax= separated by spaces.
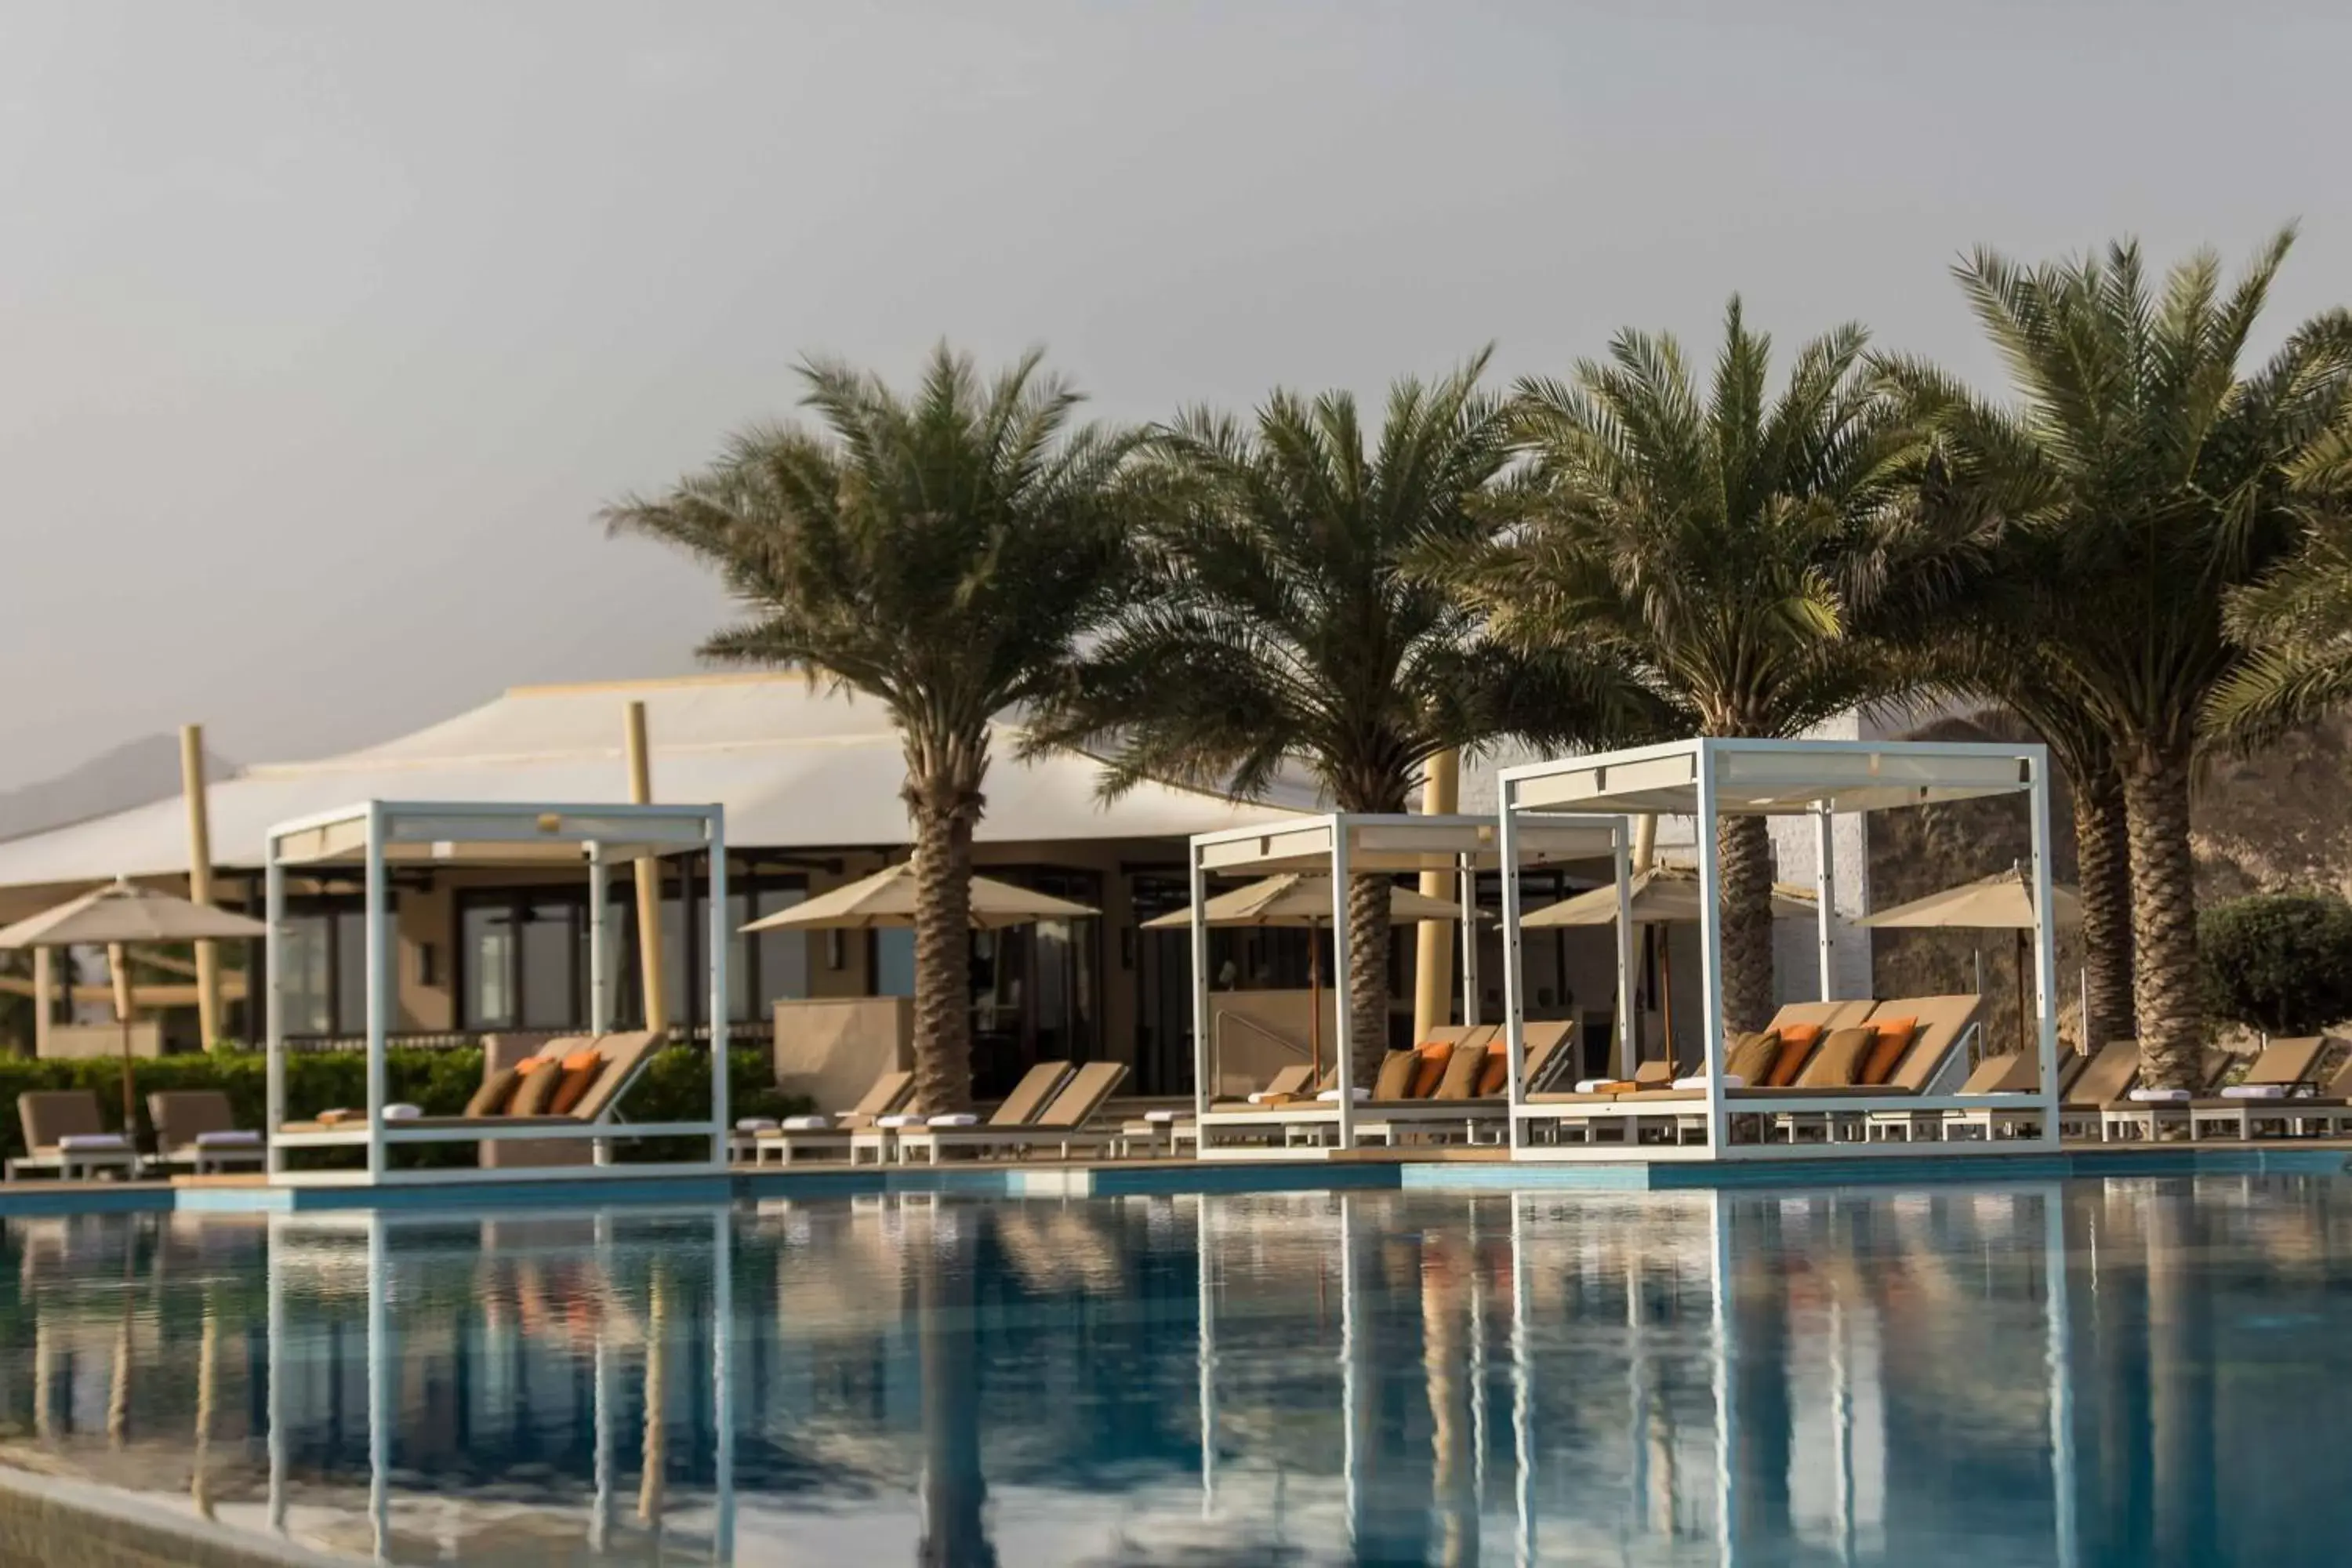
xmin=264 ymin=843 xmax=286 ymax=1178
xmin=2027 ymin=753 xmax=2062 ymax=1149
xmin=587 ymin=844 xmax=610 ymax=1036
xmin=1457 ymin=852 xmax=1481 ymax=1029
xmin=364 ymin=804 xmax=389 ymax=1184
xmin=1613 ymin=819 xmax=1636 ymax=1078
xmin=1187 ymin=844 xmax=1210 ymax=1142
xmin=1693 ymin=745 xmax=1730 ymax=1155
xmin=708 ymin=822 xmax=731 ymax=1170
xmin=1328 ymin=818 xmax=1356 ymax=1151
xmin=1497 ymin=788 xmax=1527 ymax=1152
xmin=1813 ymin=804 xmax=1838 ymax=1002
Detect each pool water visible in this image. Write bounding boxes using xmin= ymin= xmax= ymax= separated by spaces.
xmin=2 ymin=1178 xmax=2350 ymax=1565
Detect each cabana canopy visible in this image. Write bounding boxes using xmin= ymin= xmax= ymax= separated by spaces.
xmin=1495 ymin=738 xmax=2062 ymax=1162
xmin=262 ymin=799 xmax=730 ymax=1188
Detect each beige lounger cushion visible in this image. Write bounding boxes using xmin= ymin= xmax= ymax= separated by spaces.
xmin=1371 ymin=1051 xmax=1419 ymax=1102
xmin=1956 ymin=1053 xmax=2031 ymax=1094
xmin=19 ymin=1091 xmax=111 ymax=1156
xmin=2064 ymin=1041 xmax=2140 ymax=1107
xmin=148 ymin=1091 xmax=245 ymax=1152
xmin=1726 ymin=1031 xmax=1780 ymax=1084
xmin=1875 ymin=996 xmax=1985 ymax=1093
xmin=1798 ymin=1027 xmax=1877 ymax=1088
xmin=1432 ymin=1047 xmax=1489 ymax=1101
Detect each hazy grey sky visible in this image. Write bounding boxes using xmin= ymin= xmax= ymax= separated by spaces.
xmin=2 ymin=0 xmax=2344 ymax=789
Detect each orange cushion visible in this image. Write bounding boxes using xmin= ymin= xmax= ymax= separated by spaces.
xmin=561 ymin=1049 xmax=601 ymax=1073
xmin=1475 ymin=1047 xmax=1509 ymax=1098
xmin=548 ymin=1058 xmax=605 ymax=1116
xmin=1765 ymin=1025 xmax=1821 ymax=1087
xmin=514 ymin=1057 xmax=548 ymax=1075
xmin=1860 ymin=1018 xmax=1918 ymax=1085
xmin=1407 ymin=1044 xmax=1454 ymax=1099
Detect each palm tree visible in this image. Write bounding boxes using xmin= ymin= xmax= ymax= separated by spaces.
xmin=1029 ymin=352 xmax=1665 ymax=1083
xmin=605 ymin=346 xmax=1134 ymax=1114
xmin=2211 ymin=466 xmax=2352 ymax=744
xmin=1880 ymin=231 xmax=2352 ymax=1087
xmin=1463 ymin=301 xmax=1931 ymax=1035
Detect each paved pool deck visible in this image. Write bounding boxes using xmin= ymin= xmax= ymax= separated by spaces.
xmin=2 ymin=1140 xmax=2350 ymax=1217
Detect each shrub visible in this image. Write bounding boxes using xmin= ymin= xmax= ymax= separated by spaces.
xmin=2198 ymin=892 xmax=2352 ymax=1036
xmin=0 ymin=1045 xmax=805 ymax=1167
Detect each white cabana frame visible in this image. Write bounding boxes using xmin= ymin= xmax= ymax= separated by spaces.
xmin=1185 ymin=811 xmax=1632 ymax=1157
xmin=1497 ymin=738 xmax=2062 ymax=1160
xmin=263 ymin=799 xmax=730 ymax=1186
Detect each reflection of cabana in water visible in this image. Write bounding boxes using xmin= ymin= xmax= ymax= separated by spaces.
xmin=263 ymin=800 xmax=731 ymax=1185
xmin=1497 ymin=739 xmax=2063 ymax=1157
xmin=1181 ymin=813 xmax=1633 ymax=1155
xmin=261 ymin=1209 xmax=738 ymax=1562
xmin=1191 ymin=1186 xmax=2082 ymax=1565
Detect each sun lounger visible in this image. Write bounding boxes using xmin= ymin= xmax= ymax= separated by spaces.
xmin=2276 ymin=1049 xmax=2352 ymax=1137
xmin=1346 ymin=1022 xmax=1575 ymax=1147
xmin=1940 ymin=1051 xmax=2090 ymax=1140
xmin=278 ymin=1030 xmax=666 ymax=1156
xmin=2056 ymin=1042 xmax=2141 ymax=1141
xmin=1114 ymin=1062 xmax=1321 ymax=1158
xmin=851 ymin=1060 xmax=1071 ymax=1165
xmin=746 ymin=1069 xmax=914 ymax=1165
xmin=147 ymin=1091 xmax=265 ymax=1175
xmin=894 ymin=1062 xmax=1131 ymax=1163
xmin=2185 ymin=1036 xmax=2333 ymax=1140
xmin=2100 ymin=1048 xmax=2230 ymax=1142
xmin=8 ymin=1091 xmax=140 ymax=1181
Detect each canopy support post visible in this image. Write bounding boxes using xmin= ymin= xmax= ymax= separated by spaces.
xmin=2027 ymin=753 xmax=2062 ymax=1150
xmin=364 ymin=803 xmax=388 ymax=1184
xmin=1613 ymin=819 xmax=1635 ymax=1079
xmin=1693 ymin=742 xmax=1730 ymax=1155
xmin=1457 ymin=852 xmax=1480 ymax=1029
xmin=264 ymin=842 xmax=286 ymax=1178
xmin=1499 ymin=788 xmax=1527 ymax=1152
xmin=1813 ymin=803 xmax=1837 ymax=1001
xmin=1188 ymin=844 xmax=1210 ymax=1143
xmin=1329 ymin=817 xmax=1356 ymax=1151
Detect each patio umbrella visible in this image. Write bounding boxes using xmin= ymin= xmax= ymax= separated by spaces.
xmin=1521 ymin=866 xmax=1817 ymax=1062
xmin=0 ymin=878 xmax=265 ymax=1134
xmin=739 ymin=862 xmax=1099 ymax=932
xmin=1860 ymin=865 xmax=2081 ymax=1054
xmin=1142 ymin=873 xmax=1468 ymax=1077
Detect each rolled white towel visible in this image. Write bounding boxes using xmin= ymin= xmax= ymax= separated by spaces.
xmin=779 ymin=1114 xmax=833 ymax=1131
xmin=1144 ymin=1109 xmax=1183 ymax=1123
xmin=2220 ymin=1083 xmax=2289 ymax=1101
xmin=735 ymin=1116 xmax=781 ymax=1133
xmin=1573 ymin=1078 xmax=1611 ymax=1094
xmin=2129 ymin=1087 xmax=2192 ymax=1103
xmin=194 ymin=1130 xmax=261 ymax=1148
xmin=1671 ymin=1074 xmax=1746 ymax=1091
xmin=876 ymin=1113 xmax=925 ymax=1129
xmin=1245 ymin=1090 xmax=1290 ymax=1104
xmin=383 ymin=1103 xmax=423 ymax=1121
xmin=925 ymin=1112 xmax=980 ymax=1127
xmin=1315 ymin=1087 xmax=1372 ymax=1103
xmin=57 ymin=1133 xmax=129 ymax=1152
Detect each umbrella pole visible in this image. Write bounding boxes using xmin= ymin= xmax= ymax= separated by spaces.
xmin=107 ymin=942 xmax=136 ymax=1139
xmin=2016 ymin=929 xmax=2030 ymax=1057
xmin=1657 ymin=927 xmax=1675 ymax=1072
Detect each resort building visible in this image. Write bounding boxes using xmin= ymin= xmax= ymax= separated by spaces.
xmin=0 ymin=674 xmax=1894 ymax=1098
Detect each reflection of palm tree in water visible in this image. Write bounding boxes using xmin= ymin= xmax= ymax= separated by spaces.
xmin=1422 ymin=1237 xmax=1478 ymax=1568
xmin=918 ymin=1212 xmax=996 ymax=1568
xmin=639 ymin=1262 xmax=668 ymax=1530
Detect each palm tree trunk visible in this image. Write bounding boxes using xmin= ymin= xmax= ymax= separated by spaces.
xmin=1715 ymin=815 xmax=1776 ymax=1036
xmin=918 ymin=1211 xmax=996 ymax=1568
xmin=906 ymin=746 xmax=986 ymax=1117
xmin=2073 ymin=764 xmax=2136 ymax=1051
xmin=2123 ymin=741 xmax=2201 ymax=1091
xmin=1345 ymin=873 xmax=1394 ymax=1085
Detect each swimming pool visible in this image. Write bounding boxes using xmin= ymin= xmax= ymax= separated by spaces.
xmin=0 ymin=1178 xmax=2345 ymax=1565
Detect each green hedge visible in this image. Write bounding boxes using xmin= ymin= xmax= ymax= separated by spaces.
xmin=0 ymin=1047 xmax=807 ymax=1167
xmin=2200 ymin=891 xmax=2352 ymax=1036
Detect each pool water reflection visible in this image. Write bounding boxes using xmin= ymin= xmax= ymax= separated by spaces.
xmin=2 ymin=1179 xmax=2351 ymax=1564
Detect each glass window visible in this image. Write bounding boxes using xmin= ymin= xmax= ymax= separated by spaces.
xmin=518 ymin=898 xmax=578 ymax=1030
xmin=281 ymin=913 xmax=333 ymax=1036
xmin=334 ymin=907 xmax=370 ymax=1036
xmin=463 ymin=902 xmax=517 ymax=1030
xmin=753 ymin=886 xmax=808 ymax=1014
xmin=873 ymin=928 xmax=915 ymax=997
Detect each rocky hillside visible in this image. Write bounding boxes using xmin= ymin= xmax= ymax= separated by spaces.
xmin=1866 ymin=710 xmax=2349 ymax=1052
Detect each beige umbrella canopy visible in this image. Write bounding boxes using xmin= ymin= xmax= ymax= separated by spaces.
xmin=1144 ymin=873 xmax=1468 ymax=1076
xmin=0 ymin=878 xmax=267 ymax=1133
xmin=1860 ymin=865 xmax=2081 ymax=1053
xmin=739 ymin=862 xmax=1098 ymax=932
xmin=1522 ymin=865 xmax=1815 ymax=1064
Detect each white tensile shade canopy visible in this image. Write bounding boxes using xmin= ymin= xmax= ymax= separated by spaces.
xmin=1145 ymin=873 xmax=1471 ymax=1079
xmin=739 ymin=862 xmax=1098 ymax=932
xmin=0 ymin=878 xmax=267 ymax=1132
xmin=1862 ymin=866 xmax=2083 ymax=1054
xmin=1496 ymin=738 xmax=2063 ymax=1162
xmin=1523 ymin=865 xmax=1815 ymax=1065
